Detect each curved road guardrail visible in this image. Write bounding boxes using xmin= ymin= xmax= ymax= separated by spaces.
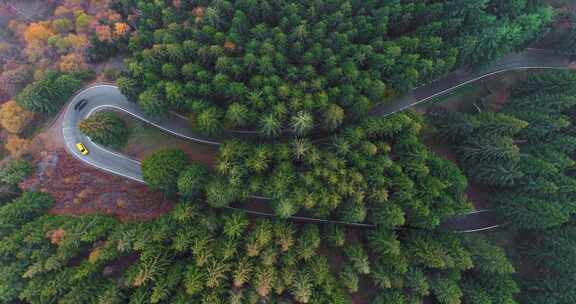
xmin=61 ymin=48 xmax=572 ymax=231
xmin=439 ymin=209 xmax=504 ymax=233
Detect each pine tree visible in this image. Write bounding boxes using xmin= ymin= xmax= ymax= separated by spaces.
xmin=138 ymin=88 xmax=168 ymax=117
xmin=177 ymin=163 xmax=211 ymax=198
xmin=291 ymin=138 xmax=311 ymax=161
xmin=206 ymin=178 xmax=237 ymax=208
xmin=324 ymin=224 xmax=346 ymax=248
xmin=141 ymin=149 xmax=190 ymax=196
xmin=232 ymin=257 xmax=253 ymax=288
xmin=474 ymin=112 xmax=528 ymax=138
xmin=339 ymin=265 xmax=359 ymax=293
xmin=184 ymin=264 xmax=205 ymax=296
xmin=457 ymin=136 xmax=520 ymax=165
xmin=196 ymin=107 xmax=223 ymax=135
xmin=344 ymin=243 xmax=370 ymax=275
xmin=373 ymin=290 xmax=407 ymax=304
xmin=223 ymin=212 xmax=249 ymax=240
xmin=225 ymin=103 xmax=250 ymax=128
xmin=259 ymin=113 xmax=282 ymax=137
xmin=205 ymin=260 xmax=230 ymax=289
xmin=495 ymin=194 xmax=569 ymax=229
xmin=323 ymin=104 xmax=345 ymax=130
xmin=469 ymin=162 xmax=524 ymax=187
xmin=253 ymin=266 xmax=275 ymax=297
xmin=245 ymin=145 xmax=271 ymax=173
xmin=290 ymin=111 xmax=314 ymax=136
xmin=464 ymin=236 xmax=515 ymax=275
xmin=368 ymin=230 xmax=401 ymax=257
xmin=430 ymin=273 xmax=463 ymax=304
xmin=291 ymin=270 xmax=313 ymax=303
xmin=273 ymin=221 xmax=295 ymax=252
xmin=405 ymin=267 xmax=430 ymax=298
xmin=296 ymin=225 xmax=321 ymax=261
xmin=0 ymin=160 xmax=33 ymax=186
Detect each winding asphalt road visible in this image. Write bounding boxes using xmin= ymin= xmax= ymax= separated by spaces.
xmin=369 ymin=48 xmax=571 ymax=116
xmin=63 ymin=84 xmax=219 ymax=184
xmin=61 ymin=48 xmax=572 ymax=232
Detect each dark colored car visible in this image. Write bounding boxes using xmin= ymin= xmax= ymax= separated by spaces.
xmin=75 ymin=99 xmax=88 ymax=111
xmin=74 ymin=99 xmax=85 ymax=110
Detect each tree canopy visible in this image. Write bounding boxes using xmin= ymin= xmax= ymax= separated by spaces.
xmin=432 ymin=71 xmax=576 ymax=230
xmin=15 ymin=71 xmax=82 ymax=114
xmin=116 ymin=0 xmax=551 ymax=135
xmin=0 ymin=193 xmax=517 ymax=304
xmin=0 ymin=160 xmax=33 ymax=186
xmin=177 ymin=163 xmax=211 ymax=198
xmin=141 ymin=148 xmax=190 ymax=196
xmin=198 ymin=111 xmax=473 ymax=229
xmin=79 ymin=111 xmax=128 ymax=147
xmin=0 ymin=1 xmax=559 ymax=303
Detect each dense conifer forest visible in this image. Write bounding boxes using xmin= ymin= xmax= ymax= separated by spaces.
xmin=433 ymin=71 xmax=576 ymax=303
xmin=433 ymin=71 xmax=576 ymax=229
xmin=1 ymin=0 xmax=574 ymax=303
xmin=143 ymin=112 xmax=473 ymax=225
xmin=0 ymin=190 xmax=518 ymax=304
xmin=115 ymin=0 xmax=551 ymax=135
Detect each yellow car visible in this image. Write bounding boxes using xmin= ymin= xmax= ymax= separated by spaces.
xmin=75 ymin=143 xmax=89 ymax=155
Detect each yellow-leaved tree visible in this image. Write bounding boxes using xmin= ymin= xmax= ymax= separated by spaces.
xmin=23 ymin=22 xmax=55 ymax=62
xmin=114 ymin=22 xmax=130 ymax=37
xmin=60 ymin=53 xmax=86 ymax=73
xmin=0 ymin=100 xmax=35 ymax=134
xmin=5 ymin=134 xmax=32 ymax=158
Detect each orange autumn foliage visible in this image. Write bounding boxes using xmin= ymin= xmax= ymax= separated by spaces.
xmin=224 ymin=41 xmax=237 ymax=52
xmin=5 ymin=134 xmax=32 ymax=158
xmin=114 ymin=22 xmax=130 ymax=37
xmin=60 ymin=53 xmax=86 ymax=73
xmin=23 ymin=22 xmax=55 ymax=61
xmin=49 ymin=228 xmax=66 ymax=245
xmin=23 ymin=22 xmax=54 ymax=46
xmin=0 ymin=100 xmax=35 ymax=134
xmin=192 ymin=7 xmax=206 ymax=24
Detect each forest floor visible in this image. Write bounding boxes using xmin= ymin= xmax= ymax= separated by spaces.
xmin=0 ymin=1 xmax=53 ymax=26
xmin=24 ymin=104 xmax=175 ymax=222
xmin=113 ymin=111 xmax=218 ymax=167
xmin=21 ymin=149 xmax=173 ymax=221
